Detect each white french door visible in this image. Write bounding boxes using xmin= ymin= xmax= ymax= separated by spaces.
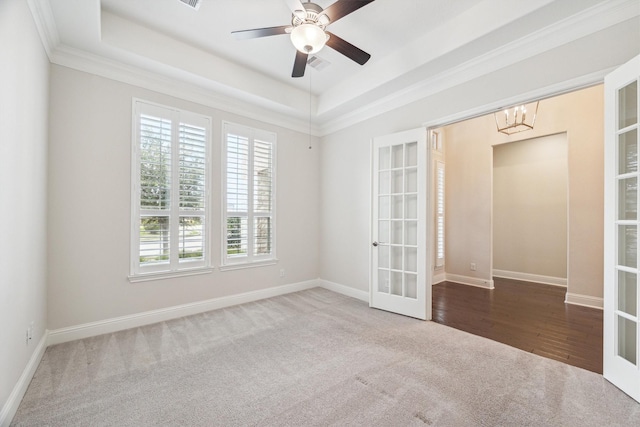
xmin=604 ymin=54 xmax=640 ymax=402
xmin=370 ymin=128 xmax=431 ymax=320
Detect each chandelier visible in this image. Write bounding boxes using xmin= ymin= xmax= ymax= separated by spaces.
xmin=495 ymin=101 xmax=539 ymax=135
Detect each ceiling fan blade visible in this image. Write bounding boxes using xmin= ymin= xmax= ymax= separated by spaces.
xmin=320 ymin=0 xmax=376 ymax=23
xmin=326 ymin=32 xmax=371 ymax=65
xmin=232 ymin=25 xmax=291 ymax=40
xmin=292 ymin=50 xmax=308 ymax=78
xmin=285 ymin=0 xmax=305 ymax=14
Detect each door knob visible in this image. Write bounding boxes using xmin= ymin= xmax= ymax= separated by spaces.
xmin=372 ymin=241 xmax=379 ymax=247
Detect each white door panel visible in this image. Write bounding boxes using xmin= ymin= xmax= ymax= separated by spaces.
xmin=604 ymin=54 xmax=640 ymax=402
xmin=370 ymin=128 xmax=431 ymax=320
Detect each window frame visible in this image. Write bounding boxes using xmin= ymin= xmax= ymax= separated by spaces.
xmin=129 ymin=99 xmax=212 ymax=280
xmin=221 ymin=121 xmax=277 ymax=268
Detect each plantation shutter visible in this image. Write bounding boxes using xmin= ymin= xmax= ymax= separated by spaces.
xmin=223 ymin=122 xmax=276 ymax=265
xmin=131 ymin=100 xmax=210 ymax=277
xmin=253 ymin=138 xmax=273 ymax=255
xmin=178 ymin=121 xmax=207 ymax=262
xmin=435 ymin=161 xmax=445 ymax=267
xmin=226 ymin=132 xmax=250 ymax=257
xmin=138 ymin=111 xmax=173 ymax=266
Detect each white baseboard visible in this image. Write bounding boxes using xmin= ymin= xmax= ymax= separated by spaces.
xmin=0 ymin=331 xmax=48 ymax=427
xmin=432 ymin=272 xmax=446 ymax=285
xmin=445 ymin=274 xmax=494 ymax=289
xmin=493 ymin=269 xmax=567 ymax=287
xmin=565 ymin=292 xmax=603 ymax=310
xmin=317 ymin=279 xmax=369 ymax=302
xmin=47 ymin=280 xmax=319 ymax=346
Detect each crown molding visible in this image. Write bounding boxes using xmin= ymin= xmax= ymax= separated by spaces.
xmin=421 ymin=68 xmax=613 ymax=130
xmin=50 ymin=46 xmax=323 ymax=136
xmin=28 ymin=0 xmax=639 ymax=138
xmin=318 ymin=0 xmax=639 ymax=135
xmin=26 ymin=0 xmax=60 ymax=60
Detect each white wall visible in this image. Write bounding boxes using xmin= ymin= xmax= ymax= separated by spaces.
xmin=47 ymin=65 xmax=320 ymax=330
xmin=493 ymin=133 xmax=568 ymax=278
xmin=0 ymin=0 xmax=49 ymax=420
xmin=319 ymin=19 xmax=639 ymax=296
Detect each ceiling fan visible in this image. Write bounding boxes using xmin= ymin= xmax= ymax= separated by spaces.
xmin=231 ymin=0 xmax=376 ymax=78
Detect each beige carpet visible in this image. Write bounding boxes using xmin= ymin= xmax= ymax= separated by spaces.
xmin=11 ymin=288 xmax=640 ymax=426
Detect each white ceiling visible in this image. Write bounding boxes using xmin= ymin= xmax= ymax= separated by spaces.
xmin=34 ymin=0 xmax=639 ymax=133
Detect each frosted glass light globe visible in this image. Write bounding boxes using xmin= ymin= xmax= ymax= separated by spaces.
xmin=290 ymin=23 xmax=327 ymax=54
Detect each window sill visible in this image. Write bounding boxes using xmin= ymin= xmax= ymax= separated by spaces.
xmin=128 ymin=267 xmax=214 ymax=283
xmin=219 ymin=259 xmax=278 ymax=272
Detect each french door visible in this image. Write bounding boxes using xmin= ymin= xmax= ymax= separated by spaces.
xmin=370 ymin=128 xmax=431 ymax=320
xmin=604 ymin=54 xmax=640 ymax=402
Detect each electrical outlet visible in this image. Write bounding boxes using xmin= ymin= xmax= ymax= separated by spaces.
xmin=280 ymin=269 xmax=286 ymax=277
xmin=470 ymin=262 xmax=477 ymax=271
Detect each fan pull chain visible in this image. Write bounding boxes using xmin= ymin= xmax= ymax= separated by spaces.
xmin=308 ymin=71 xmax=312 ymax=149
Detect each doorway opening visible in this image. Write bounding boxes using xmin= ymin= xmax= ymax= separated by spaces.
xmin=428 ymin=85 xmax=604 ymax=373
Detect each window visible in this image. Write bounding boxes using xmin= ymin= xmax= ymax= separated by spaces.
xmin=435 ymin=160 xmax=445 ymax=268
xmin=131 ymin=100 xmax=211 ymax=278
xmin=223 ymin=122 xmax=276 ymax=266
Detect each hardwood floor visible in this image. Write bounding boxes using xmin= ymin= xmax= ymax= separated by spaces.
xmin=432 ymin=278 xmax=603 ymax=374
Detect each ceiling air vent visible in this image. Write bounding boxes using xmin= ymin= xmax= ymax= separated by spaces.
xmin=178 ymin=0 xmax=201 ymax=10
xmin=307 ymin=55 xmax=330 ymax=71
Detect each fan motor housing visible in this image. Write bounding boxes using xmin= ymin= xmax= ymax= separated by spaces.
xmin=292 ymin=2 xmax=327 ymax=28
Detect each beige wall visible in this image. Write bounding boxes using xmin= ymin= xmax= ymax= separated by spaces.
xmin=493 ymin=133 xmax=568 ymax=278
xmin=0 ymin=0 xmax=49 ymax=418
xmin=444 ymin=85 xmax=604 ymax=298
xmin=47 ymin=65 xmax=320 ymax=330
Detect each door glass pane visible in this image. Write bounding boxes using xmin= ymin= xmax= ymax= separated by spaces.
xmin=405 ymin=273 xmax=417 ymax=299
xmin=405 ymin=220 xmax=417 ymax=246
xmin=390 ymin=271 xmax=403 ymax=296
xmin=392 ymin=170 xmax=404 ymax=193
xmin=618 ymin=315 xmax=637 ymax=365
xmin=618 ymin=270 xmax=637 ymax=316
xmin=391 ymin=221 xmax=403 ymax=245
xmin=392 ymin=145 xmax=404 ymax=168
xmin=391 ymin=246 xmax=403 ymax=270
xmin=378 ymin=269 xmax=389 ymax=293
xmin=405 ymin=194 xmax=418 ymax=219
xmin=405 ymin=247 xmax=417 ymax=272
xmin=378 ymin=220 xmax=390 ymax=244
xmin=405 ymin=142 xmax=418 ymax=167
xmin=379 ymin=196 xmax=390 ymax=219
xmin=619 ymin=80 xmax=638 ymax=129
xmin=378 ymin=245 xmax=390 ymax=269
xmin=379 ymin=171 xmax=390 ymax=194
xmin=405 ymin=167 xmax=418 ymax=193
xmin=379 ymin=147 xmax=390 ymax=170
xmin=392 ymin=195 xmax=403 ymax=219
xmin=619 ymin=129 xmax=638 ymax=174
xmin=619 ymin=177 xmax=637 ymax=220
xmin=619 ymin=225 xmax=637 ymax=268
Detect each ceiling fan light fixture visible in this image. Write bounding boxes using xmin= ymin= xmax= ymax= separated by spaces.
xmin=290 ymin=23 xmax=327 ymax=54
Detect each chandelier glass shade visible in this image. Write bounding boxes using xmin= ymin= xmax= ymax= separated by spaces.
xmin=495 ymin=101 xmax=539 ymax=135
xmin=290 ymin=23 xmax=328 ymax=54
